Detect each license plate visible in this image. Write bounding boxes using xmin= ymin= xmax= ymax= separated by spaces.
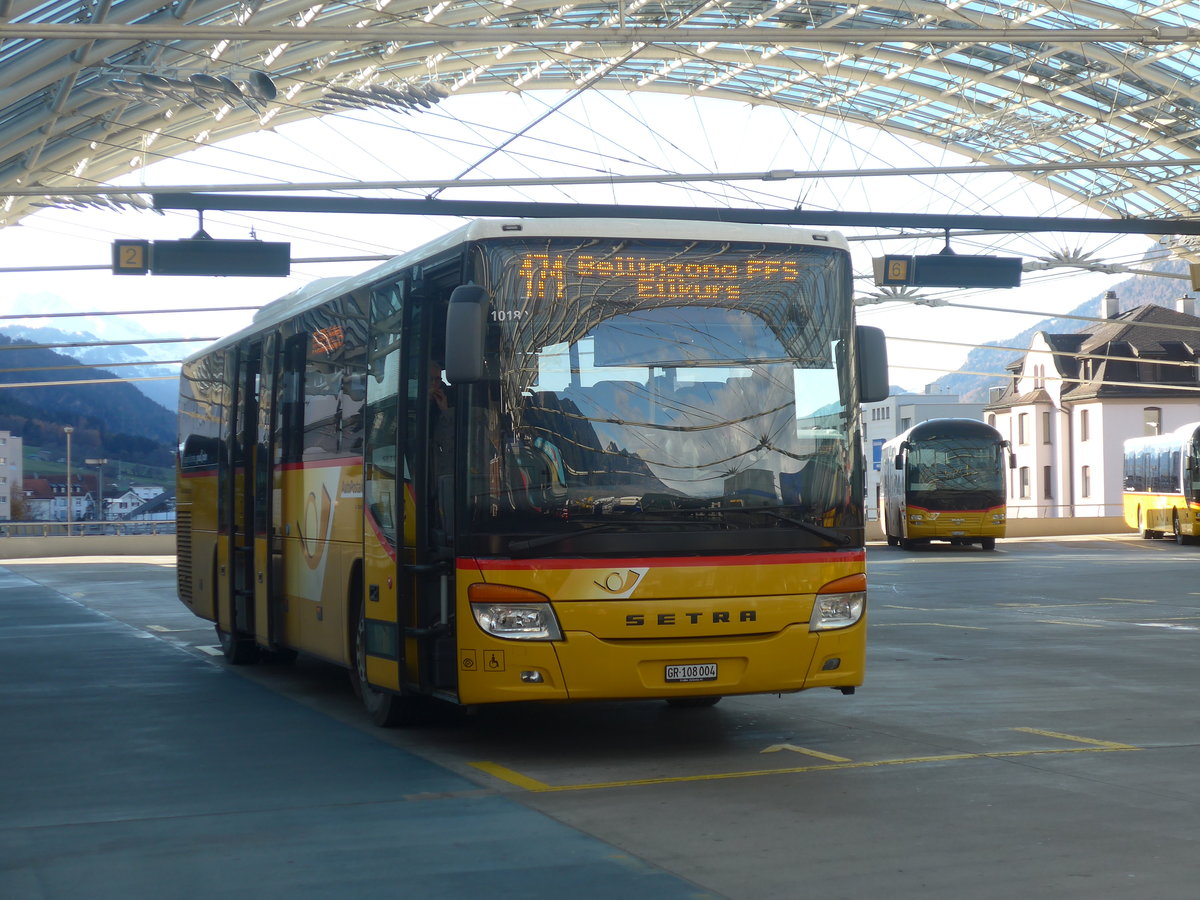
xmin=665 ymin=663 xmax=718 ymax=683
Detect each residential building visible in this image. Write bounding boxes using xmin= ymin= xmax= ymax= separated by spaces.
xmin=0 ymin=431 xmax=22 ymax=521
xmin=21 ymin=474 xmax=92 ymax=522
xmin=862 ymin=387 xmax=984 ymax=518
xmin=130 ymin=484 xmax=166 ymax=502
xmin=984 ymin=295 xmax=1200 ymax=518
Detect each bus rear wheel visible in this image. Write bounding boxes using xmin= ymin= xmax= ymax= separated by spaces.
xmin=1138 ymin=508 xmax=1161 ymax=539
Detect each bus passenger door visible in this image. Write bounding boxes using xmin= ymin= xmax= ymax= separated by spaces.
xmin=361 ymin=285 xmax=407 ymax=696
xmin=400 ymin=279 xmax=460 ymax=699
xmin=253 ymin=333 xmax=283 ymax=652
xmin=219 ymin=341 xmax=262 ymax=662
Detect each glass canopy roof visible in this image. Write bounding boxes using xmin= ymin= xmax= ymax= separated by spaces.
xmin=3 ymin=0 xmax=1200 ymax=231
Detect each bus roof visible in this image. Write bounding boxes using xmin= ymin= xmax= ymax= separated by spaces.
xmin=883 ymin=417 xmax=1003 ymax=449
xmin=184 ymin=217 xmax=850 ymax=363
xmin=1123 ymin=421 xmax=1200 ymax=452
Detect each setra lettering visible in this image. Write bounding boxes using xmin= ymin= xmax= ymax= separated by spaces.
xmin=624 ymin=610 xmax=757 ymax=627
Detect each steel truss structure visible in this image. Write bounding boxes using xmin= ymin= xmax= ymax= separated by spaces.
xmin=3 ymin=1 xmax=1200 ymax=230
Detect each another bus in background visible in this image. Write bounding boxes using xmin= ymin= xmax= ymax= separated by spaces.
xmin=1123 ymin=422 xmax=1200 ymax=544
xmin=175 ymin=217 xmax=889 ymax=726
xmin=880 ymin=419 xmax=1013 ymax=551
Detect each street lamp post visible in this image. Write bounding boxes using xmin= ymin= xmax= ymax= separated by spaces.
xmin=63 ymin=426 xmax=74 ymax=534
xmin=86 ymin=458 xmax=108 ymax=523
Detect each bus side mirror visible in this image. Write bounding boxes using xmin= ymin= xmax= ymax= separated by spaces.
xmin=856 ymin=325 xmax=889 ymax=403
xmin=444 ymin=284 xmax=490 ymax=383
xmin=1008 ymin=452 xmax=1017 ymax=469
xmin=894 ymin=456 xmax=904 ymax=471
xmin=895 ymin=440 xmax=910 ymax=470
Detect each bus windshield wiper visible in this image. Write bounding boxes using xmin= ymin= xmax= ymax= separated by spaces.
xmin=648 ymin=503 xmax=851 ymax=546
xmin=506 ymin=519 xmax=728 ymax=554
xmin=750 ymin=507 xmax=852 ymax=546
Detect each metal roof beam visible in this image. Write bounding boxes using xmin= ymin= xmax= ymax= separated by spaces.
xmin=6 ymin=23 xmax=1200 ymax=44
xmin=150 ymin=191 xmax=1200 ymax=234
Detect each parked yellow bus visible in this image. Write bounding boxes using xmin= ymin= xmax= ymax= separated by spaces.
xmin=176 ymin=218 xmax=889 ymax=725
xmin=1123 ymin=422 xmax=1200 ymax=544
xmin=880 ymin=419 xmax=1012 ymax=551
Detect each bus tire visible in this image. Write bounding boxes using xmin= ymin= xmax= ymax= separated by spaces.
xmin=886 ymin=532 xmax=899 ymax=547
xmin=216 ymin=626 xmax=259 ymax=665
xmin=666 ymin=696 xmax=722 ymax=708
xmin=350 ymin=598 xmax=421 ymax=728
xmin=1173 ymin=512 xmax=1192 ymax=545
xmin=900 ymin=537 xmax=916 ymax=550
xmin=980 ymin=538 xmax=996 ymax=550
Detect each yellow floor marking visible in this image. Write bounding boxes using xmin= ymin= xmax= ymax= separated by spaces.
xmin=873 ymin=622 xmax=987 ymax=630
xmin=1012 ymin=728 xmax=1136 ymax=750
xmin=999 ymin=599 xmax=1153 ymax=608
xmin=1037 ymin=619 xmax=1105 ymax=628
xmin=470 ymin=729 xmax=1138 ymax=793
xmin=761 ymin=744 xmax=851 ymax=762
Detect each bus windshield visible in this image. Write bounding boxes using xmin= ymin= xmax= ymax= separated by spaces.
xmin=461 ymin=235 xmax=860 ymax=555
xmin=905 ymin=438 xmax=1006 ymax=509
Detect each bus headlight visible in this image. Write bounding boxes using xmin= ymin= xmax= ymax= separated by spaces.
xmin=908 ymin=513 xmax=924 ymax=522
xmin=469 ymin=583 xmax=563 ymax=641
xmin=991 ymin=513 xmax=1006 ymax=524
xmin=810 ymin=592 xmax=866 ymax=631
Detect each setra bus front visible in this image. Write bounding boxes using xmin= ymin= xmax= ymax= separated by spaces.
xmin=435 ymin=226 xmax=889 ymax=707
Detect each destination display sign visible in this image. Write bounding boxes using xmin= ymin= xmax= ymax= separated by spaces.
xmin=516 ymin=251 xmax=801 ymax=302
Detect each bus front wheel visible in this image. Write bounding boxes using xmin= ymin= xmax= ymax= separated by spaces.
xmin=216 ymin=626 xmax=259 ymax=665
xmin=1173 ymin=512 xmax=1193 ymax=545
xmin=351 ymin=600 xmax=422 ymax=727
xmin=980 ymin=538 xmax=996 ymax=551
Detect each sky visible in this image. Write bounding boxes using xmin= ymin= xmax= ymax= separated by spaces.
xmin=0 ymin=89 xmax=1165 ymax=392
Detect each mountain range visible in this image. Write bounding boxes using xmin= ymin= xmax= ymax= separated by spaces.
xmin=0 ymin=334 xmax=176 ymax=468
xmin=2 ymin=290 xmax=188 ymax=412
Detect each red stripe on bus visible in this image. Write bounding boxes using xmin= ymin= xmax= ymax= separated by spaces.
xmin=461 ymin=550 xmax=864 ymax=571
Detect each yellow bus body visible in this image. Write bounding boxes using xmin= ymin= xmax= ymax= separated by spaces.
xmin=453 ymin=552 xmax=866 ymax=704
xmin=899 ymin=503 xmax=1007 ymax=544
xmin=1123 ymin=491 xmax=1200 ymax=540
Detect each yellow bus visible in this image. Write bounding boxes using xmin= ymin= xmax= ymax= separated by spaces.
xmin=176 ymin=218 xmax=889 ymax=725
xmin=880 ymin=419 xmax=1012 ymax=551
xmin=1123 ymin=422 xmax=1200 ymax=544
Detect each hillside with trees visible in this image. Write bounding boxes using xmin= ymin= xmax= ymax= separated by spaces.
xmin=0 ymin=335 xmax=175 ymax=468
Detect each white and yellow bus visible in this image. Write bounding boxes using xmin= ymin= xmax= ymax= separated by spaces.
xmin=175 ymin=217 xmax=889 ymax=725
xmin=880 ymin=418 xmax=1012 ymax=551
xmin=1123 ymin=422 xmax=1200 ymax=544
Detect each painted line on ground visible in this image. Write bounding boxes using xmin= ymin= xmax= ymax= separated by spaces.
xmin=1037 ymin=619 xmax=1106 ymax=628
xmin=470 ymin=729 xmax=1139 ymax=793
xmin=760 ymin=744 xmax=851 ymax=762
